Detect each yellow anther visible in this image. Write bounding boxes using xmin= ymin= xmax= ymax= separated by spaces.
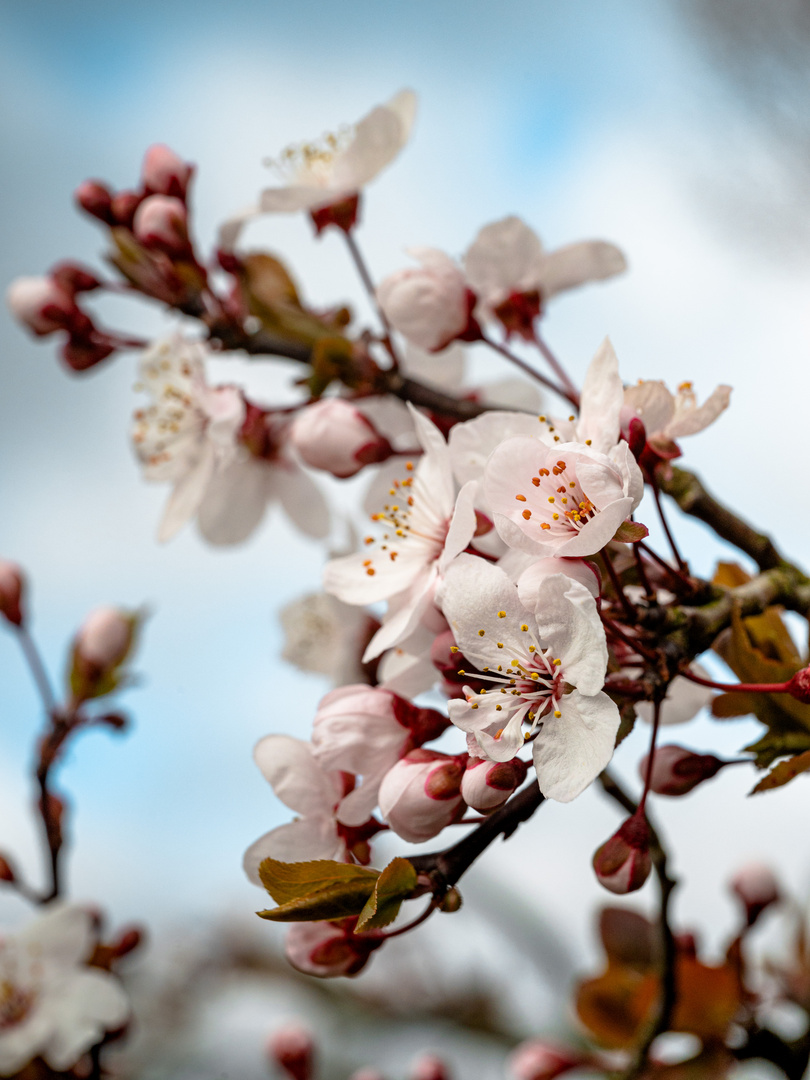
xmin=498 ymin=611 xmax=506 ymax=618
xmin=522 ymin=509 xmax=532 ymax=520
xmin=548 ymin=496 xmax=555 ymax=504
xmin=497 ymin=643 xmax=504 ymax=649
xmin=495 ymin=704 xmax=503 ymax=712
xmin=450 ymin=646 xmax=459 ymax=653
xmin=515 ymin=494 xmax=527 ymax=502
xmin=478 ymin=629 xmax=486 ymax=637
xmin=554 ymin=710 xmax=561 ymax=718
xmin=520 ymin=624 xmax=528 ymax=631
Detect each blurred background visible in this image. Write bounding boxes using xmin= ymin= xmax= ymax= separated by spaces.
xmin=2 ymin=1 xmax=810 ymax=1076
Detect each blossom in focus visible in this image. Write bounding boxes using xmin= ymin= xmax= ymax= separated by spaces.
xmin=592 ymin=812 xmax=652 ymax=894
xmin=289 ymin=398 xmax=394 ymax=478
xmin=377 ymin=248 xmax=478 ymax=352
xmin=639 ymin=744 xmax=725 ymax=797
xmin=243 ymin=735 xmax=349 ymax=883
xmin=441 ymin=556 xmax=619 ymax=801
xmin=463 ymin=215 xmax=626 ymax=339
xmin=378 ymin=748 xmax=467 ymax=842
xmin=220 ymin=90 xmax=416 ymax=245
xmin=461 ymin=756 xmax=528 ymax=812
xmin=0 ymin=904 xmax=129 ymax=1075
xmin=623 ymin=378 xmax=732 ymax=457
xmin=311 ymin=684 xmax=447 ymax=826
xmin=323 ymin=406 xmax=476 ymax=661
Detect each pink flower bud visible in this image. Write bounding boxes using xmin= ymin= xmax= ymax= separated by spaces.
xmin=409 ymin=1053 xmax=450 ymax=1080
xmin=133 ymin=195 xmax=191 ymax=256
xmin=141 ymin=144 xmax=194 ymax=200
xmin=378 ymin=749 xmax=466 ymax=842
xmin=730 ymin=863 xmax=780 ymax=926
xmin=507 ymin=1040 xmax=581 ymax=1080
xmin=50 ymin=262 xmax=101 ymax=295
xmin=284 ymin=919 xmax=382 ymax=978
xmin=6 ymin=276 xmax=79 ymax=336
xmin=267 ymin=1023 xmax=314 ymax=1080
xmin=61 ymin=334 xmax=116 ymax=372
xmin=787 ymin=666 xmax=810 ymax=704
xmin=75 ymin=607 xmax=134 ymax=669
xmin=75 ymin=179 xmax=116 ymax=224
xmin=377 ymin=249 xmax=480 ymax=352
xmin=0 ymin=559 xmax=25 ymax=626
xmin=461 ymin=756 xmax=527 ymax=812
xmin=638 ymin=744 xmax=725 ymax=797
xmin=289 ymin=399 xmax=394 ymax=478
xmin=592 ymin=812 xmax=652 ymax=895
xmin=110 ymin=189 xmax=143 ymax=228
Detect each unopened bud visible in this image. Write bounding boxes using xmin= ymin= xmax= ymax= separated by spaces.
xmin=377 ymin=249 xmax=480 ymax=352
xmin=593 ymin=812 xmax=652 ymax=895
xmin=76 ymin=607 xmax=134 ymax=669
xmin=96 ymin=711 xmax=130 ymax=732
xmin=141 ymin=144 xmax=194 ymax=200
xmin=133 ymin=195 xmax=191 ymax=256
xmin=409 ymin=1053 xmax=450 ymax=1080
xmin=507 ymin=1040 xmax=581 ymax=1080
xmin=6 ymin=276 xmax=79 ymax=336
xmin=111 ymin=926 xmax=144 ymax=958
xmin=285 ymin=919 xmax=382 ymax=978
xmin=787 ymin=667 xmax=810 ymax=705
xmin=110 ymin=189 xmax=142 ymax=228
xmin=50 ymin=262 xmax=102 ymax=296
xmin=0 ymin=855 xmax=16 ymax=883
xmin=439 ymin=886 xmax=462 ymax=913
xmin=61 ymin=334 xmax=116 ymax=372
xmin=461 ymin=756 xmax=527 ymax=812
xmin=267 ymin=1023 xmax=314 ymax=1080
xmin=75 ymin=179 xmax=116 ymax=224
xmin=639 ymin=744 xmax=725 ymax=797
xmin=289 ymin=399 xmax=394 ymax=478
xmin=378 ymin=749 xmax=466 ymax=843
xmin=619 ymin=405 xmax=647 ymax=459
xmin=730 ymin=863 xmax=780 ymax=927
xmin=0 ymin=559 xmax=25 ymax=626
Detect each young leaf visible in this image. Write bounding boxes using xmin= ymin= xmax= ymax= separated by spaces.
xmin=356 ymin=857 xmax=419 ymax=932
xmin=257 ymin=878 xmax=377 ymax=922
xmin=612 ymin=520 xmax=649 ymax=544
xmin=750 ymin=749 xmax=810 ymax=794
xmin=258 ymin=857 xmax=378 ymax=906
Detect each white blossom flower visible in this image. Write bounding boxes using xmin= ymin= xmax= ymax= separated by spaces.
xmin=0 ymin=904 xmax=129 ymax=1075
xmin=220 ymin=90 xmax=416 ymax=246
xmin=463 ymin=216 xmax=626 ymax=335
xmin=243 ymin=735 xmax=347 ymax=884
xmin=323 ymin=406 xmax=476 ymax=661
xmin=132 ymin=335 xmax=329 ymax=544
xmin=623 ymin=379 xmax=732 ymax=450
xmin=441 ymin=556 xmax=619 ymax=801
xmin=377 ymin=248 xmax=474 ymax=352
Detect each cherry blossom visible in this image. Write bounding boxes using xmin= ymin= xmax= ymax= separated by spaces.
xmin=623 ymin=378 xmax=732 ymax=452
xmin=220 ymin=90 xmax=416 ymax=245
xmin=0 ymin=904 xmax=129 ymax=1075
xmin=288 ymin=398 xmax=393 ymax=478
xmin=441 ymin=556 xmax=619 ymax=801
xmin=378 ymin=748 xmax=466 ymax=842
xmin=464 ymin=215 xmax=626 ymax=338
xmin=377 ymin=248 xmax=477 ymax=352
xmin=243 ymin=735 xmax=348 ymax=884
xmin=323 ymin=406 xmax=476 ymax=661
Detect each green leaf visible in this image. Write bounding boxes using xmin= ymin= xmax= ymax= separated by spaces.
xmin=257 ymin=879 xmax=377 ymax=922
xmin=750 ymin=749 xmax=810 ymax=794
xmin=612 ymin=520 xmax=649 ymax=544
xmin=356 ymin=858 xmax=419 ymax=931
xmin=742 ymin=729 xmax=810 ymax=769
xmin=258 ymin=857 xmax=378 ymax=905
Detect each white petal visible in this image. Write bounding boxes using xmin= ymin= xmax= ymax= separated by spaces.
xmin=538 ymin=241 xmax=626 ymax=298
xmin=623 ymin=380 xmax=675 ymax=437
xmin=361 ymin=565 xmax=437 ymax=662
xmin=463 ymin=216 xmax=544 ymax=305
xmin=43 ymin=970 xmax=129 ymax=1071
xmin=197 ymin=456 xmax=275 ymax=545
xmin=636 ymin=665 xmax=714 ymax=725
xmin=17 ymin=903 xmax=93 ymax=967
xmin=448 ymin=411 xmax=545 ymax=488
xmin=531 ymin=576 xmax=607 ymax=695
xmin=275 ymin=460 xmax=330 ymax=539
xmin=157 ymin=442 xmax=215 ymax=542
xmin=331 ymin=90 xmax=417 ymax=191
xmin=243 ymin=818 xmax=343 ymax=885
xmin=253 ymin=734 xmax=341 ymax=817
xmin=576 ymin=337 xmax=623 ymax=454
xmin=532 ymin=690 xmax=619 ymax=801
xmin=667 ymin=384 xmax=732 ymax=438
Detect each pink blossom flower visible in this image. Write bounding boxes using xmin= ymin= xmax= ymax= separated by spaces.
xmin=623 ymin=378 xmax=732 ymax=452
xmin=0 ymin=904 xmax=129 ymax=1075
xmin=441 ymin=556 xmax=619 ymax=802
xmin=377 ymin=248 xmax=477 ymax=352
xmin=323 ymin=407 xmax=476 ymax=661
xmin=464 ymin=215 xmax=626 ymax=338
xmin=289 ymin=398 xmax=393 ymax=478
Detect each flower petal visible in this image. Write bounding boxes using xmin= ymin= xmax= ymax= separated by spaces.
xmin=532 ymin=690 xmax=619 ymax=801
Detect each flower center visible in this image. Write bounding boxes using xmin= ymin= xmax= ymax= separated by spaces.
xmin=361 ymin=462 xmax=447 ymax=577
xmin=266 ymin=126 xmax=354 ymax=185
xmin=0 ymin=978 xmax=35 ymax=1031
xmin=514 ymin=457 xmax=597 ymax=537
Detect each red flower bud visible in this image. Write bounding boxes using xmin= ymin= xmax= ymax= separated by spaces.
xmin=461 ymin=756 xmax=527 ymax=812
xmin=61 ymin=334 xmax=116 ymax=372
xmin=638 ymin=744 xmax=725 ymax=796
xmin=74 ymin=179 xmax=116 ymax=224
xmin=289 ymin=399 xmax=394 ymax=478
xmin=730 ymin=863 xmax=780 ymax=927
xmin=110 ymin=189 xmax=143 ymax=228
xmin=133 ymin=195 xmax=191 ymax=257
xmin=619 ymin=405 xmax=647 ymax=460
xmin=141 ymin=144 xmax=194 ymax=201
xmin=787 ymin=666 xmax=810 ymax=705
xmin=6 ymin=276 xmax=79 ymax=336
xmin=507 ymin=1040 xmax=582 ymax=1080
xmin=267 ymin=1023 xmax=314 ymax=1080
xmin=50 ymin=262 xmax=102 ymax=296
xmin=593 ymin=812 xmax=652 ymax=895
xmin=410 ymin=1053 xmax=451 ymax=1080
xmin=0 ymin=559 xmax=25 ymax=626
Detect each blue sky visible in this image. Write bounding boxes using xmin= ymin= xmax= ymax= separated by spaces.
xmin=2 ymin=7 xmax=810 ymax=1067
